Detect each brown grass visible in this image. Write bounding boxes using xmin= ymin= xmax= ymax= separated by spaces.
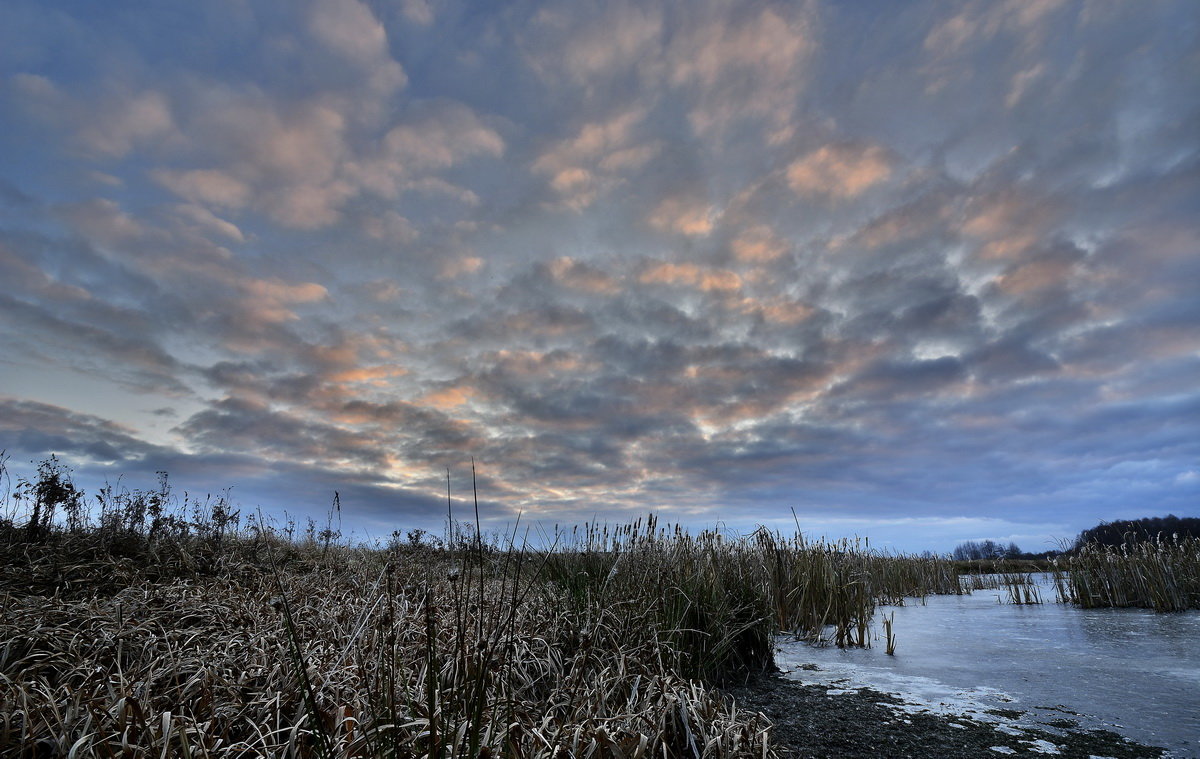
xmin=0 ymin=531 xmax=779 ymax=757
xmin=1052 ymin=537 xmax=1200 ymax=611
xmin=0 ymin=458 xmax=967 ymax=756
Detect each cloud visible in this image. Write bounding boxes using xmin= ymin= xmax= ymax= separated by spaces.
xmin=522 ymin=0 xmax=813 ymax=144
xmin=731 ymin=225 xmax=789 ymax=263
xmin=924 ymin=0 xmax=1069 ymax=57
xmin=11 ymin=74 xmax=178 ymax=158
xmin=439 ymin=255 xmax=485 ymax=279
xmin=420 ymin=385 xmax=476 ymax=409
xmin=534 ymin=109 xmax=658 ymax=209
xmin=665 ymin=3 xmax=813 ymax=137
xmin=993 ymin=247 xmax=1081 ymax=296
xmin=307 ymin=0 xmax=407 ymax=95
xmin=154 ymin=170 xmax=252 ymax=211
xmin=176 ymin=395 xmax=387 ymax=470
xmin=647 ymin=196 xmax=716 ymax=236
xmin=524 ymin=3 xmax=665 ymax=88
xmin=0 ymin=288 xmax=188 ymax=396
xmin=733 ymin=296 xmax=814 ymax=326
xmin=1 ymin=0 xmax=1197 ymax=552
xmin=960 ymin=189 xmax=1058 ymax=260
xmin=380 ymin=101 xmax=503 ymax=173
xmin=0 ymin=397 xmax=160 ymax=466
xmin=399 ymin=0 xmax=434 ymax=27
xmin=639 ymin=262 xmax=740 ymax=292
xmin=786 ymin=143 xmax=892 ymax=199
xmin=238 ymin=279 xmax=329 ymax=326
xmin=835 ymin=356 xmax=968 ymax=402
xmin=547 ymin=258 xmax=620 ymax=295
xmin=171 ymin=204 xmax=245 ymax=243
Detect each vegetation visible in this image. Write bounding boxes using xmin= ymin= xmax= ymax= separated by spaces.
xmin=1053 ymin=537 xmax=1200 ymax=611
xmin=952 ymin=539 xmax=1023 ymax=561
xmin=0 ymin=457 xmax=960 ymax=757
xmin=1 ymin=455 xmax=1195 ymax=755
xmin=959 ymin=571 xmax=1045 ymax=605
xmin=1073 ymin=515 xmax=1200 ymax=550
xmin=952 ymin=540 xmax=1062 ymax=565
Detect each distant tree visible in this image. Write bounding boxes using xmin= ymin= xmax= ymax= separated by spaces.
xmin=953 ymin=539 xmax=1023 ymax=560
xmin=1074 ymin=515 xmax=1200 ymax=550
xmin=952 ymin=540 xmax=980 ymax=560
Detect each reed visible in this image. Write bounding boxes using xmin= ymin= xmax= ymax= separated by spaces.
xmin=0 ymin=457 xmax=966 ymax=756
xmin=1053 ymin=537 xmax=1200 ymax=611
xmin=959 ymin=570 xmax=1043 ymax=604
xmin=1002 ymin=572 xmax=1043 ymax=605
xmin=0 ymin=530 xmax=775 ymax=756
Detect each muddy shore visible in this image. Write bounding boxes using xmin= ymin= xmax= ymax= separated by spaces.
xmin=723 ymin=671 xmax=1169 ymax=758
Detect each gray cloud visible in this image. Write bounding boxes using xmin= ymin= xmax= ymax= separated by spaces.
xmin=1 ymin=0 xmax=1196 ymax=551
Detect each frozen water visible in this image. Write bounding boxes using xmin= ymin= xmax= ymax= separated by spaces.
xmin=775 ymin=575 xmax=1200 ymax=757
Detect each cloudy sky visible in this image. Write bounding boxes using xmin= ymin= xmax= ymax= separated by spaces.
xmin=1 ymin=0 xmax=1196 ymax=552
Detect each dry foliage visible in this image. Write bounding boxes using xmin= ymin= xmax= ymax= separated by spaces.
xmin=0 ymin=458 xmax=972 ymax=757
xmin=1053 ymin=537 xmax=1200 ymax=611
xmin=0 ymin=533 xmax=779 ymax=757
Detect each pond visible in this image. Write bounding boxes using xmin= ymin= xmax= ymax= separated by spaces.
xmin=774 ymin=574 xmax=1200 ymax=756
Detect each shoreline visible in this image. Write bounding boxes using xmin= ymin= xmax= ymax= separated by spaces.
xmin=723 ymin=671 xmax=1170 ymax=758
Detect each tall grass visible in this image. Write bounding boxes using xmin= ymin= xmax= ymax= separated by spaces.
xmin=1053 ymin=537 xmax=1200 ymax=611
xmin=0 ymin=457 xmax=1016 ymax=756
xmin=958 ymin=570 xmax=1044 ymax=604
xmin=754 ymin=530 xmax=959 ymax=647
xmin=1 ymin=533 xmax=779 ymax=756
xmin=543 ymin=519 xmax=961 ymax=666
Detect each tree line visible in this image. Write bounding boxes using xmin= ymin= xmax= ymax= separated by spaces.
xmin=952 ymin=514 xmax=1200 ymax=560
xmin=951 ymin=539 xmax=1025 ymax=561
xmin=1072 ymin=514 xmax=1200 ymax=550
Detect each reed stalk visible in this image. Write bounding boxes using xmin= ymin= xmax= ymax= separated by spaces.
xmin=1053 ymin=537 xmax=1200 ymax=611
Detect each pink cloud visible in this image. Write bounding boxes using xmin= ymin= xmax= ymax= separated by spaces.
xmin=548 ymin=257 xmax=621 ymax=295
xmin=731 ymin=225 xmax=789 ymax=263
xmin=647 ymin=196 xmax=716 ymax=236
xmin=786 ymin=144 xmax=892 ymax=200
xmin=534 ymin=109 xmax=657 ymax=209
xmin=12 ymin=74 xmax=178 ymax=159
xmin=640 ymin=262 xmax=741 ymax=292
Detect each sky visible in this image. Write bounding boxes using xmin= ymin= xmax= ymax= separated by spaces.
xmin=0 ymin=0 xmax=1197 ymax=553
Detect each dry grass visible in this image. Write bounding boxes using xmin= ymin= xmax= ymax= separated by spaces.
xmin=0 ymin=458 xmax=969 ymax=756
xmin=0 ymin=532 xmax=776 ymax=757
xmin=8 ymin=457 xmax=1193 ymax=756
xmin=1052 ymin=537 xmax=1200 ymax=611
xmin=958 ymin=571 xmax=1044 ymax=604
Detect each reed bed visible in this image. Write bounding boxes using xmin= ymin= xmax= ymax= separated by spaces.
xmin=0 ymin=531 xmax=775 ymax=757
xmin=1001 ymin=573 xmax=1043 ymax=605
xmin=1052 ymin=537 xmax=1200 ymax=611
xmin=544 ymin=520 xmax=961 ymax=658
xmin=753 ymin=531 xmax=959 ymax=647
xmin=958 ymin=571 xmax=1043 ymax=604
xmin=0 ymin=459 xmax=963 ymax=756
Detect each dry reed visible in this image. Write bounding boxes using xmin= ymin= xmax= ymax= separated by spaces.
xmin=0 ymin=458 xmax=976 ymax=756
xmin=1052 ymin=537 xmax=1200 ymax=611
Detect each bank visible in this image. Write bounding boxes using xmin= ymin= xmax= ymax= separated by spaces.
xmin=724 ymin=672 xmax=1168 ymax=758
